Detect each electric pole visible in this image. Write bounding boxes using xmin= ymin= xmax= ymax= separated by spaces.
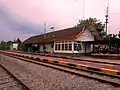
xmin=105 ymin=6 xmax=108 ymax=35
xmin=44 ymin=22 xmax=46 ymax=38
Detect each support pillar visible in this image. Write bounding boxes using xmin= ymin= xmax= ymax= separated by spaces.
xmin=84 ymin=42 xmax=86 ymax=55
xmin=117 ymin=44 xmax=119 ymax=54
xmin=93 ymin=43 xmax=95 ymax=53
xmin=37 ymin=44 xmax=39 ymax=53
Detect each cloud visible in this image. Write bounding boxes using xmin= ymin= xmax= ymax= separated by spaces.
xmin=0 ymin=0 xmax=120 ymax=41
xmin=0 ymin=7 xmax=44 ymax=41
xmin=0 ymin=7 xmax=44 ymax=34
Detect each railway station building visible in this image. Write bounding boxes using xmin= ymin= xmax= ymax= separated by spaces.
xmin=23 ymin=25 xmax=102 ymax=54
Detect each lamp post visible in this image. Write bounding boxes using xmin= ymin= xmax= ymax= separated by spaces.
xmin=50 ymin=26 xmax=55 ymax=53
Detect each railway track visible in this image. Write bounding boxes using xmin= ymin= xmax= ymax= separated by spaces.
xmin=0 ymin=64 xmax=30 ymax=90
xmin=2 ymin=51 xmax=120 ymax=76
xmin=8 ymin=51 xmax=120 ymax=65
xmin=4 ymin=51 xmax=120 ymax=69
xmin=1 ymin=52 xmax=120 ymax=87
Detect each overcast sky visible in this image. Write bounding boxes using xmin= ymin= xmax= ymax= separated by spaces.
xmin=0 ymin=0 xmax=120 ymax=41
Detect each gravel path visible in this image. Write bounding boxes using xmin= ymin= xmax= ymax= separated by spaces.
xmin=0 ymin=54 xmax=120 ymax=90
xmin=0 ymin=65 xmax=28 ymax=90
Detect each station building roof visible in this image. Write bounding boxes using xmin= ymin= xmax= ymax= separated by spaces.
xmin=23 ymin=25 xmax=102 ymax=44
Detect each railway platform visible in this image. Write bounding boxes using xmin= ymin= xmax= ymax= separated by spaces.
xmin=1 ymin=51 xmax=120 ymax=76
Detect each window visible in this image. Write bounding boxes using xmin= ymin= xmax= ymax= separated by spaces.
xmin=55 ymin=44 xmax=60 ymax=50
xmin=58 ymin=44 xmax=60 ymax=50
xmin=69 ymin=44 xmax=72 ymax=50
xmin=55 ymin=41 xmax=73 ymax=51
xmin=74 ymin=42 xmax=82 ymax=51
xmin=55 ymin=44 xmax=57 ymax=50
xmin=65 ymin=44 xmax=68 ymax=50
xmin=78 ymin=44 xmax=82 ymax=50
xmin=74 ymin=43 xmax=78 ymax=51
xmin=62 ymin=44 xmax=64 ymax=50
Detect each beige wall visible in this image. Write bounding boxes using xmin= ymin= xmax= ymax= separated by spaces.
xmin=39 ymin=43 xmax=54 ymax=53
xmin=45 ymin=44 xmax=54 ymax=53
xmin=39 ymin=44 xmax=43 ymax=52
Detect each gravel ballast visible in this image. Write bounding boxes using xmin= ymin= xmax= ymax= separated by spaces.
xmin=0 ymin=54 xmax=120 ymax=90
xmin=0 ymin=65 xmax=28 ymax=90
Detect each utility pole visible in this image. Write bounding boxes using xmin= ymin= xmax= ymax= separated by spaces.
xmin=105 ymin=6 xmax=108 ymax=35
xmin=44 ymin=22 xmax=46 ymax=38
xmin=105 ymin=6 xmax=110 ymax=53
xmin=50 ymin=26 xmax=55 ymax=37
xmin=43 ymin=22 xmax=46 ymax=53
xmin=44 ymin=22 xmax=46 ymax=35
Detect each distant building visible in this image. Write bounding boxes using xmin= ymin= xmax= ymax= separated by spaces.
xmin=10 ymin=43 xmax=19 ymax=50
xmin=10 ymin=38 xmax=21 ymax=50
xmin=23 ymin=25 xmax=102 ymax=54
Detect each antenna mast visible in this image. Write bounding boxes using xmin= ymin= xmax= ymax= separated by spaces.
xmin=82 ymin=0 xmax=85 ymax=19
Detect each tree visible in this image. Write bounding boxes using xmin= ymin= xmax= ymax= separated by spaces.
xmin=78 ymin=18 xmax=106 ymax=39
xmin=0 ymin=41 xmax=10 ymax=50
xmin=118 ymin=31 xmax=120 ymax=39
xmin=16 ymin=38 xmax=22 ymax=43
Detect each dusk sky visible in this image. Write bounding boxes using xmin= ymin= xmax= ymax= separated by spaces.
xmin=0 ymin=0 xmax=120 ymax=41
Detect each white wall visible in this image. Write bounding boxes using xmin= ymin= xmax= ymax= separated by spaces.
xmin=74 ymin=28 xmax=94 ymax=53
xmin=54 ymin=51 xmax=73 ymax=53
xmin=11 ymin=43 xmax=18 ymax=50
xmin=75 ymin=28 xmax=94 ymax=41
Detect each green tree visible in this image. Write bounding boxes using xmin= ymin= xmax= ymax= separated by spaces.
xmin=16 ymin=38 xmax=22 ymax=43
xmin=0 ymin=41 xmax=10 ymax=50
xmin=78 ymin=18 xmax=106 ymax=39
